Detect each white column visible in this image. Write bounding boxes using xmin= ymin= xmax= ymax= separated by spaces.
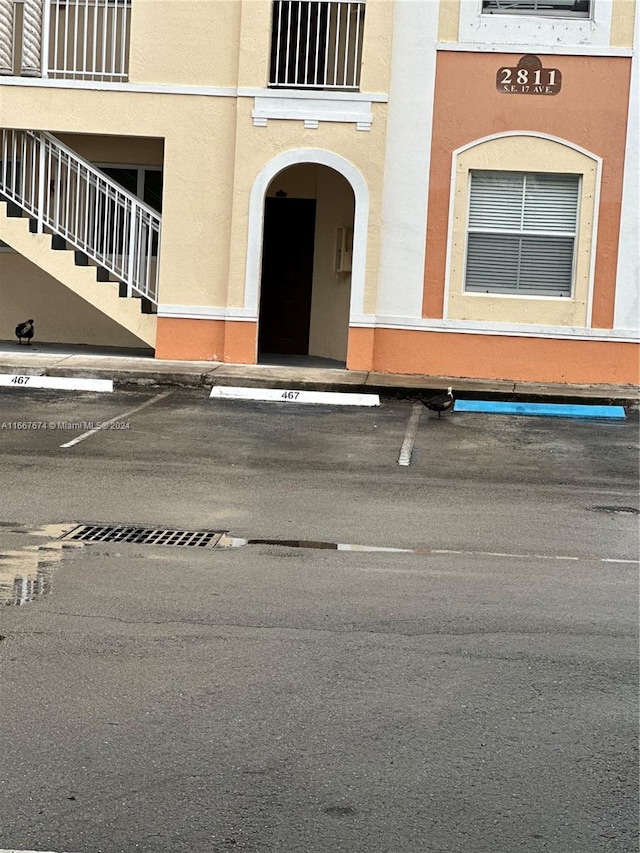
xmin=614 ymin=0 xmax=640 ymax=333
xmin=0 ymin=0 xmax=14 ymax=75
xmin=21 ymin=0 xmax=44 ymax=77
xmin=376 ymin=0 xmax=440 ymax=319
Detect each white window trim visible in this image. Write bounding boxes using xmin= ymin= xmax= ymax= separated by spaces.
xmin=443 ymin=132 xmax=602 ymax=328
xmin=348 ymin=314 xmax=639 ymax=343
xmin=459 ymin=0 xmax=614 ymax=48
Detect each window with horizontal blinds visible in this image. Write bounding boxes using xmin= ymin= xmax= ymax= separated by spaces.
xmin=465 ymin=170 xmax=579 ymax=297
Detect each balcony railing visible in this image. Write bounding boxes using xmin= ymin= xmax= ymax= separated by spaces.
xmin=0 ymin=0 xmax=131 ymax=81
xmin=45 ymin=0 xmax=132 ymax=80
xmin=0 ymin=129 xmax=160 ymax=304
xmin=269 ymin=0 xmax=365 ymax=90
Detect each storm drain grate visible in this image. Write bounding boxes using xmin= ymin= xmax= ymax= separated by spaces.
xmin=588 ymin=506 xmax=639 ymax=516
xmin=60 ymin=524 xmax=224 ymax=547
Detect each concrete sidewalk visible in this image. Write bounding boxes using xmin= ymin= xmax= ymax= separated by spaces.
xmin=0 ymin=342 xmax=638 ymax=404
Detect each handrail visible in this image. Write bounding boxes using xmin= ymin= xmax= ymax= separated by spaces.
xmin=0 ymin=128 xmax=161 ymax=303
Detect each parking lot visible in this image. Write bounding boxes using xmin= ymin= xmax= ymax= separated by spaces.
xmin=0 ymin=384 xmax=638 ymax=853
xmin=1 ymin=385 xmax=637 ymax=552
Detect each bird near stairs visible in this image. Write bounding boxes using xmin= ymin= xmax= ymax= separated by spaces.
xmin=423 ymin=386 xmax=454 ymax=417
xmin=15 ymin=319 xmax=34 ymax=346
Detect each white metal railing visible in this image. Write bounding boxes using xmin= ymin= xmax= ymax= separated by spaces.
xmin=8 ymin=0 xmax=131 ymax=80
xmin=0 ymin=129 xmax=160 ymax=303
xmin=269 ymin=0 xmax=365 ymax=90
xmin=44 ymin=0 xmax=132 ymax=80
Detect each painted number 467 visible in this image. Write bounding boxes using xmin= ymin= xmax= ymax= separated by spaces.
xmin=282 ymin=391 xmax=300 ymax=400
xmin=11 ymin=375 xmax=30 ymax=385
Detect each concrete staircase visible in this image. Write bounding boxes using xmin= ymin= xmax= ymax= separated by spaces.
xmin=0 ymin=199 xmax=156 ymax=346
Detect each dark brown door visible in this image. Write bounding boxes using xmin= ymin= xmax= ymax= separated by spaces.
xmin=259 ymin=197 xmax=316 ymax=355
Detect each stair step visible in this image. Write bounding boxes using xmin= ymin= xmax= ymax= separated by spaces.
xmin=7 ymin=204 xmax=157 ymax=317
xmin=6 ymin=201 xmax=24 ymax=218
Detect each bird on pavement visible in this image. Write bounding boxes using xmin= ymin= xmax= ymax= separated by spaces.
xmin=423 ymin=386 xmax=454 ymax=417
xmin=15 ymin=319 xmax=34 ymax=346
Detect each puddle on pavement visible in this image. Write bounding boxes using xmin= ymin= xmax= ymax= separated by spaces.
xmin=1 ymin=521 xmax=634 ymax=608
xmin=0 ymin=546 xmax=56 ymax=606
xmin=0 ymin=535 xmax=85 ymax=606
xmin=0 ymin=524 xmax=410 ymax=607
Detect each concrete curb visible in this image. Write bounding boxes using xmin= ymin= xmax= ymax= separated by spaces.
xmin=0 ymin=358 xmax=638 ymax=406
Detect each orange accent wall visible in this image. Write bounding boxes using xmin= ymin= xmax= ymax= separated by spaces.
xmin=155 ymin=318 xmax=257 ymax=363
xmin=224 ymin=320 xmax=258 ymax=364
xmin=347 ymin=326 xmax=375 ymax=371
xmin=424 ymin=52 xmax=632 ymax=328
xmin=369 ymin=328 xmax=639 ymax=386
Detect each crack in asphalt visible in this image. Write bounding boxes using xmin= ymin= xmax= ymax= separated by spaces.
xmin=8 ymin=612 xmax=635 ymax=642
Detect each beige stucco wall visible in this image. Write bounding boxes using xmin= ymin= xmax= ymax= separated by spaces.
xmin=358 ymin=0 xmax=395 ymax=93
xmin=55 ymin=134 xmax=164 ymax=166
xmin=129 ymin=0 xmax=392 ymax=92
xmin=0 ymin=86 xmax=240 ymax=309
xmin=308 ymin=169 xmax=354 ymax=361
xmin=129 ymin=0 xmax=243 ymax=87
xmin=0 ymin=0 xmax=393 ymax=353
xmin=438 ymin=0 xmax=460 ymax=43
xmin=226 ymin=99 xmax=387 ymax=319
xmin=266 ymin=164 xmax=318 ymax=199
xmin=0 ymin=86 xmax=388 ymax=343
xmin=611 ymin=0 xmax=637 ymax=48
xmin=0 ymin=253 xmax=151 ymax=348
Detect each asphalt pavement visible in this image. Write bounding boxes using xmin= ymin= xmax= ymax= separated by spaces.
xmin=0 ymin=384 xmax=638 ymax=853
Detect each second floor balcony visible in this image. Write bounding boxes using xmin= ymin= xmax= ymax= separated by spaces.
xmin=0 ymin=0 xmax=366 ymax=91
xmin=1 ymin=0 xmax=131 ymax=82
xmin=269 ymin=0 xmax=366 ymax=90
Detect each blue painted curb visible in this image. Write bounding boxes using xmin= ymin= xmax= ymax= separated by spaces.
xmin=453 ymin=400 xmax=626 ymax=419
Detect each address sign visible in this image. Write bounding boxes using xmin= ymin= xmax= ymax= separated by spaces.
xmin=497 ymin=55 xmax=561 ymax=96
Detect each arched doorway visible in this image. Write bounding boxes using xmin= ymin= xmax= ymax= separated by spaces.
xmin=258 ymin=163 xmax=355 ymax=364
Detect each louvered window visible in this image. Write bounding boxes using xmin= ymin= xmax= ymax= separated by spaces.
xmin=465 ymin=171 xmax=579 ymax=297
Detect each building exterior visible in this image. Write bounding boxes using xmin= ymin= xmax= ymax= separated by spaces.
xmin=0 ymin=0 xmax=638 ymax=387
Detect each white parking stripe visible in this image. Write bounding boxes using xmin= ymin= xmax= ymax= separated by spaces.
xmin=0 ymin=374 xmax=112 ymax=392
xmin=60 ymin=390 xmax=173 ymax=448
xmin=210 ymin=386 xmax=380 ymax=406
xmin=398 ymin=402 xmax=423 ymax=466
xmin=414 ymin=548 xmax=639 ymax=564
